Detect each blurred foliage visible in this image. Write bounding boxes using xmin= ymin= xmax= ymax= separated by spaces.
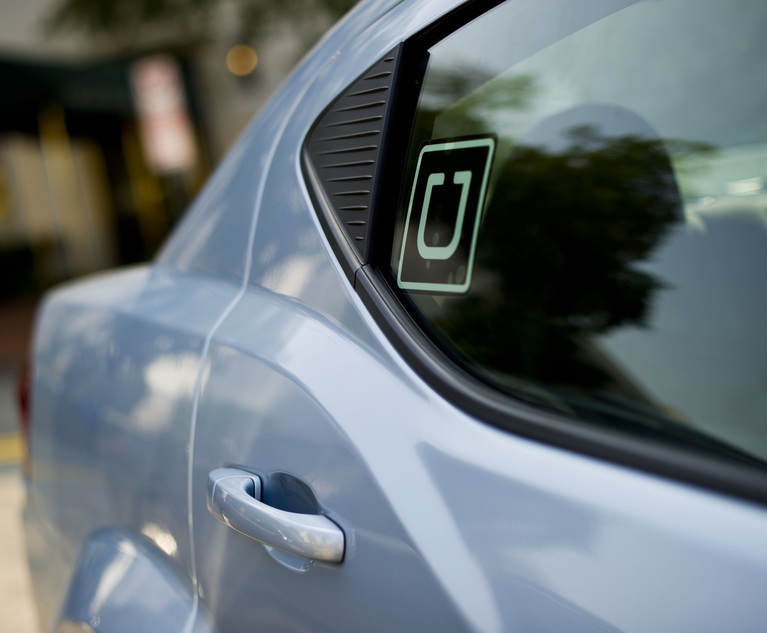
xmin=436 ymin=125 xmax=698 ymax=390
xmin=44 ymin=0 xmax=359 ymax=44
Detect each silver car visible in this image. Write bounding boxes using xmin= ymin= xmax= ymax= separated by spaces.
xmin=23 ymin=0 xmax=767 ymax=631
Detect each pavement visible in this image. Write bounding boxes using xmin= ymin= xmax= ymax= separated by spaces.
xmin=0 ymin=298 xmax=40 ymax=633
xmin=0 ymin=464 xmax=39 ymax=633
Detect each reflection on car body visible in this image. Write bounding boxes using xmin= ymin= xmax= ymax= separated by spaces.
xmin=23 ymin=0 xmax=767 ymax=631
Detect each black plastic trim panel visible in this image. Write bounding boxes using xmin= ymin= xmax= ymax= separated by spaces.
xmin=304 ymin=46 xmax=402 ymax=277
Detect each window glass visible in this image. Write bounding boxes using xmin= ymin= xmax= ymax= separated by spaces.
xmin=390 ymin=0 xmax=767 ymax=465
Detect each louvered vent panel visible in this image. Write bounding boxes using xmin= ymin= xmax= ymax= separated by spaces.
xmin=304 ymin=48 xmax=400 ymax=263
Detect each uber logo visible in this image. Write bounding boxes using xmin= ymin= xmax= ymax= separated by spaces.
xmin=397 ymin=137 xmax=496 ymax=293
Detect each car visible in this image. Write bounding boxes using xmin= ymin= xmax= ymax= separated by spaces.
xmin=21 ymin=0 xmax=767 ymax=631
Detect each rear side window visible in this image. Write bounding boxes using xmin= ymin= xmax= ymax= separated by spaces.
xmin=385 ymin=0 xmax=767 ymax=468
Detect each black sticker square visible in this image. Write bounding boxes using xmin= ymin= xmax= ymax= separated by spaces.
xmin=397 ymin=137 xmax=495 ymax=293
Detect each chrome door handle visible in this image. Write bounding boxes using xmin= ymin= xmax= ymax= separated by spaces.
xmin=206 ymin=468 xmax=345 ymax=564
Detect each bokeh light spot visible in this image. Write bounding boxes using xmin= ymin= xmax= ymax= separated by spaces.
xmin=226 ymin=45 xmax=259 ymax=76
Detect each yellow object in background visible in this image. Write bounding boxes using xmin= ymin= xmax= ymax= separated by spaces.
xmin=226 ymin=45 xmax=259 ymax=76
xmin=0 ymin=434 xmax=23 ymax=465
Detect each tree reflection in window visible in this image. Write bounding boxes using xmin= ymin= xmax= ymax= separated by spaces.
xmin=412 ymin=107 xmax=743 ymax=450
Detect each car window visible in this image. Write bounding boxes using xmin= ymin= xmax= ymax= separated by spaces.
xmin=386 ymin=0 xmax=767 ymax=466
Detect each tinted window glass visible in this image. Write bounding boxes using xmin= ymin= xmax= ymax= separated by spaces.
xmin=389 ymin=0 xmax=767 ymax=465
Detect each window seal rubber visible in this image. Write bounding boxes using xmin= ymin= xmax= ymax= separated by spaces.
xmin=355 ymin=264 xmax=767 ymax=506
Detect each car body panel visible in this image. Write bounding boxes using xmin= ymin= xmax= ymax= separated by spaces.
xmin=26 ymin=266 xmax=240 ymax=631
xmin=157 ymin=0 xmax=412 ymax=284
xmin=190 ymin=2 xmax=767 ymax=629
xmin=23 ymin=0 xmax=767 ymax=631
xmin=192 ymin=277 xmax=767 ymax=633
xmin=58 ymin=528 xmax=212 ymax=633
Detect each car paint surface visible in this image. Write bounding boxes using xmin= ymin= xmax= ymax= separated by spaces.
xmin=24 ymin=0 xmax=767 ymax=632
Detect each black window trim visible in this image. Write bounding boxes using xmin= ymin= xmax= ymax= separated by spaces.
xmin=356 ymin=265 xmax=767 ymax=505
xmin=303 ymin=0 xmax=767 ymax=506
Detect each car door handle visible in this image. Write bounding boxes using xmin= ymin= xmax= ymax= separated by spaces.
xmin=206 ymin=468 xmax=345 ymax=564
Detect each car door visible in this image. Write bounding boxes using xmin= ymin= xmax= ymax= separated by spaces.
xmin=186 ymin=0 xmax=767 ymax=631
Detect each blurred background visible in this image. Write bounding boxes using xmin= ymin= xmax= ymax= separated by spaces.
xmin=0 ymin=0 xmax=355 ymax=629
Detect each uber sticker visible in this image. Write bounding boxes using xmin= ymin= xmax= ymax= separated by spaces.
xmin=397 ymin=137 xmax=495 ymax=293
